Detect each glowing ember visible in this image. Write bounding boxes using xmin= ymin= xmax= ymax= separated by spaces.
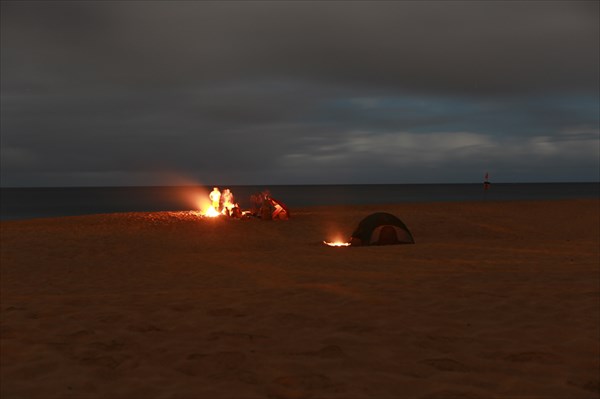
xmin=323 ymin=241 xmax=351 ymax=247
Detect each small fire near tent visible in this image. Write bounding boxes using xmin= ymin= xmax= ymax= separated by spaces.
xmin=349 ymin=212 xmax=414 ymax=246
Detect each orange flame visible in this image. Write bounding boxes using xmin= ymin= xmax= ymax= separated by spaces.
xmin=198 ymin=187 xmax=235 ymax=218
xmin=203 ymin=205 xmax=221 ymax=218
xmin=323 ymin=240 xmax=351 ymax=247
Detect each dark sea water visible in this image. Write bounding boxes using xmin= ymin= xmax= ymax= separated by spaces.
xmin=1 ymin=183 xmax=598 ymax=221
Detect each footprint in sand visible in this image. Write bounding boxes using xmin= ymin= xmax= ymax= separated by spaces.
xmin=3 ymin=306 xmax=26 ymax=312
xmin=270 ymin=373 xmax=344 ymax=398
xmin=10 ymin=360 xmax=59 ymax=379
xmin=314 ymin=345 xmax=346 ymax=359
xmin=87 ymin=339 xmax=125 ymax=352
xmin=178 ymin=351 xmax=250 ymax=380
xmin=503 ymin=351 xmax=562 ymax=364
xmin=66 ymin=329 xmax=96 ymax=339
xmin=207 ymin=308 xmax=246 ymax=317
xmin=275 ymin=312 xmax=311 ymax=325
xmin=337 ymin=323 xmax=377 ymax=334
xmin=415 ymin=335 xmax=473 ymax=354
xmin=71 ymin=339 xmax=128 ymax=369
xmin=419 ymin=389 xmax=488 ymax=399
xmin=26 ymin=311 xmax=40 ymax=319
xmin=78 ymin=354 xmax=127 ymax=369
xmin=296 ymin=345 xmax=347 ymax=359
xmin=169 ymin=303 xmax=196 ymax=312
xmin=199 ymin=351 xmax=246 ymax=369
xmin=207 ymin=331 xmax=269 ymax=345
xmin=0 ymin=324 xmax=16 ymax=339
xmin=127 ymin=323 xmax=163 ymax=333
xmin=567 ymin=378 xmax=600 ymax=394
xmin=422 ymin=358 xmax=470 ymax=372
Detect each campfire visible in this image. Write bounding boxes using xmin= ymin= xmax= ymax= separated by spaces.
xmin=202 ymin=206 xmax=222 ymax=218
xmin=323 ymin=233 xmax=352 ymax=247
xmin=200 ymin=187 xmax=241 ymax=218
xmin=323 ymin=241 xmax=351 ymax=247
xmin=198 ymin=187 xmax=289 ymax=220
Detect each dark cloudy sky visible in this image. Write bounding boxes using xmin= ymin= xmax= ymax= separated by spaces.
xmin=1 ymin=1 xmax=598 ymax=186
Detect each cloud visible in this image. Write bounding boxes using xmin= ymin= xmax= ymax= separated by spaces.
xmin=0 ymin=1 xmax=598 ymax=186
xmin=2 ymin=1 xmax=598 ymax=95
xmin=279 ymin=129 xmax=599 ymax=183
xmin=282 ymin=131 xmax=494 ymax=165
xmin=0 ymin=147 xmax=38 ymax=170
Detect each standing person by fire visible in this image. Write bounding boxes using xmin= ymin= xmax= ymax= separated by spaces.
xmin=221 ymin=189 xmax=234 ymax=215
xmin=209 ymin=187 xmax=221 ymax=212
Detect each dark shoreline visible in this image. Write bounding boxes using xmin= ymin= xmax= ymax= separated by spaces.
xmin=2 ymin=183 xmax=598 ymax=221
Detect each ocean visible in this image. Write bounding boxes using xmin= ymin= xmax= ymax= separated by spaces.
xmin=1 ymin=183 xmax=598 ymax=221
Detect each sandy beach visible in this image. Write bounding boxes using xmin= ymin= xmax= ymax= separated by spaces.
xmin=1 ymin=199 xmax=598 ymax=399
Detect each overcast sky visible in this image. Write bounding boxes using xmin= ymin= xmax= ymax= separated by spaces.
xmin=1 ymin=1 xmax=598 ymax=186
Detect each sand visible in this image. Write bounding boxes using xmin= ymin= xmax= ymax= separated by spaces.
xmin=1 ymin=199 xmax=599 ymax=399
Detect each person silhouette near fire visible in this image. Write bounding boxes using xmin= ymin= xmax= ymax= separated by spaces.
xmin=209 ymin=187 xmax=221 ymax=212
xmin=260 ymin=193 xmax=274 ymax=220
xmin=221 ymin=189 xmax=234 ymax=215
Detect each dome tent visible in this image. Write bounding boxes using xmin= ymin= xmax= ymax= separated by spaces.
xmin=350 ymin=212 xmax=414 ymax=246
xmin=259 ymin=196 xmax=290 ymax=220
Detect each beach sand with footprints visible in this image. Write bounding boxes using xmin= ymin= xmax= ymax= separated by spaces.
xmin=1 ymin=199 xmax=599 ymax=398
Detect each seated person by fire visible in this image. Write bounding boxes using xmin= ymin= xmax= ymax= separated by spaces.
xmin=251 ymin=190 xmax=290 ymax=220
